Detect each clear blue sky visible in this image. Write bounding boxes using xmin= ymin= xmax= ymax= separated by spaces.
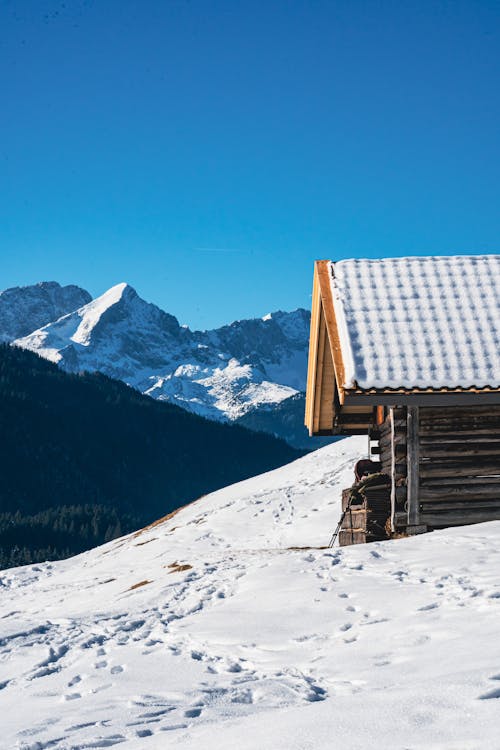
xmin=1 ymin=0 xmax=499 ymax=329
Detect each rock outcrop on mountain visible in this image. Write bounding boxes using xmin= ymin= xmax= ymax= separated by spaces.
xmin=0 ymin=281 xmax=91 ymax=342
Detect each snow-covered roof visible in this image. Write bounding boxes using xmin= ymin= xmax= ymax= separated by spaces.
xmin=329 ymin=255 xmax=500 ymax=391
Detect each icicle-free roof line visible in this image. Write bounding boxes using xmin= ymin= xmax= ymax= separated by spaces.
xmin=328 ymin=254 xmax=500 ymax=391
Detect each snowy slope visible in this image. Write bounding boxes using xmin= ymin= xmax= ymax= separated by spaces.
xmin=2 ymin=437 xmax=500 ymax=749
xmin=14 ymin=285 xmax=312 ymax=442
xmin=0 ymin=281 xmax=91 ymax=343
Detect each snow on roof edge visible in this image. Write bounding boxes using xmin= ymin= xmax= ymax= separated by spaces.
xmin=326 ymin=254 xmax=500 ymax=391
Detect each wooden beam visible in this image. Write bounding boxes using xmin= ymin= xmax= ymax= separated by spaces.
xmin=343 ymin=391 xmax=500 ymax=407
xmin=407 ymin=406 xmax=420 ymax=527
xmin=389 ymin=407 xmax=397 ymax=533
xmin=420 ymin=510 xmax=500 ymax=527
xmin=315 ymin=260 xmax=347 ymax=405
xmin=312 ymin=310 xmax=327 ymax=435
xmin=304 ymin=263 xmax=321 ymax=435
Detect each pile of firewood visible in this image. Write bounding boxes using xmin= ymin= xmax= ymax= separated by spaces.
xmin=339 ymin=473 xmax=391 ymax=546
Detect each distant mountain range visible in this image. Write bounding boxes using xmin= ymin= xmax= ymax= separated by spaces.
xmin=3 ymin=280 xmax=333 ymax=448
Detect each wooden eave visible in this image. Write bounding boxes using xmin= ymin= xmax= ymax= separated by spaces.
xmin=343 ymin=386 xmax=500 ymax=407
xmin=305 ymin=260 xmax=352 ymax=436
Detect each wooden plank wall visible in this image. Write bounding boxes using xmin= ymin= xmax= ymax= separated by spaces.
xmin=377 ymin=405 xmax=500 ymax=532
xmin=418 ymin=405 xmax=500 ymax=527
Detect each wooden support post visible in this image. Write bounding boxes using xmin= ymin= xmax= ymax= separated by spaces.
xmin=389 ymin=407 xmax=396 ymax=533
xmin=407 ymin=406 xmax=421 ymax=529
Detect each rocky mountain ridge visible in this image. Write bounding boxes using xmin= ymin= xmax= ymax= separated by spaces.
xmin=0 ymin=281 xmax=91 ymax=342
xmin=8 ymin=281 xmax=327 ymax=448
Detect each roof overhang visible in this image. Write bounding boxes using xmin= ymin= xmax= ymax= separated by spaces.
xmin=305 ymin=259 xmax=500 ymax=436
xmin=343 ymin=388 xmax=500 ymax=407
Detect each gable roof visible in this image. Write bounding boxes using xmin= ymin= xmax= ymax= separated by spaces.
xmin=305 ymin=255 xmax=500 ymax=436
xmin=331 ymin=255 xmax=500 ymax=391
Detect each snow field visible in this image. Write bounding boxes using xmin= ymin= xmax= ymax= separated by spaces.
xmin=1 ymin=437 xmax=500 ymax=749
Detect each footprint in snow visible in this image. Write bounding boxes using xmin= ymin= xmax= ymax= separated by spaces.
xmin=479 ymin=675 xmax=500 ymax=700
xmin=418 ymin=602 xmax=440 ymax=611
xmin=479 ymin=687 xmax=500 ymax=700
xmin=185 ymin=707 xmax=203 ymax=718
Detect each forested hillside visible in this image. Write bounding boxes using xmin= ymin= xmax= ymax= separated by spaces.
xmin=0 ymin=345 xmax=301 ymax=568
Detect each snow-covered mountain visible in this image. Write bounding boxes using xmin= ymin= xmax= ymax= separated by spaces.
xmin=2 ymin=437 xmax=499 ymax=749
xmin=0 ymin=281 xmax=91 ymax=342
xmin=15 ymin=283 xmax=317 ymax=446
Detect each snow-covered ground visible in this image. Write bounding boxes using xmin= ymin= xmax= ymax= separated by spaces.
xmin=2 ymin=437 xmax=500 ymax=749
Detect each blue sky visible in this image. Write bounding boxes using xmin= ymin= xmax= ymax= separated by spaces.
xmin=1 ymin=0 xmax=499 ymax=329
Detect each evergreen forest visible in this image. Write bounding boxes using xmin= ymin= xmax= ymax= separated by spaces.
xmin=0 ymin=345 xmax=301 ymax=568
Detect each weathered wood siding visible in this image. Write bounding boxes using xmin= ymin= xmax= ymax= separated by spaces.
xmin=377 ymin=405 xmax=500 ymax=532
xmin=418 ymin=405 xmax=500 ymax=527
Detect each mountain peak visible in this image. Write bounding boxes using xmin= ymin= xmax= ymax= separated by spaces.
xmin=94 ymin=282 xmax=137 ymax=304
xmin=67 ymin=282 xmax=138 ymax=345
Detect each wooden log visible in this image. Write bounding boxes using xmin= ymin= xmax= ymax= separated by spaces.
xmin=420 ymin=416 xmax=500 ymax=428
xmin=394 ymin=462 xmax=407 ymax=478
xmin=407 ymin=406 xmax=420 ymax=526
xmin=344 ymin=510 xmax=370 ymax=531
xmin=420 ymin=447 xmax=500 ymax=459
xmin=420 ymin=435 xmax=500 ymax=445
xmin=379 ymin=432 xmax=407 ymax=450
xmin=419 ymin=486 xmax=500 ymax=501
xmin=395 ymin=485 xmax=407 ymax=504
xmin=341 ymin=488 xmax=353 ymax=512
xmin=420 ymin=428 xmax=500 ymax=438
xmin=419 ymin=465 xmax=500 ymax=480
xmin=389 ymin=407 xmax=397 ymax=533
xmin=420 ymin=510 xmax=500 ymax=527
xmin=420 ymin=475 xmax=500 ymax=488
xmin=420 ymin=404 xmax=500 ymax=420
xmin=339 ymin=529 xmax=367 ymax=546
xmin=379 ymin=444 xmax=406 ymax=462
xmin=420 ymin=411 xmax=500 ymax=423
xmin=420 ymin=500 xmax=500 ymax=512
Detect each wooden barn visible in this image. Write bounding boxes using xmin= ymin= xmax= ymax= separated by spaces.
xmin=305 ymin=255 xmax=500 ymax=545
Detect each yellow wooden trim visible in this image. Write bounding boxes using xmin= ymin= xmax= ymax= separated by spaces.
xmin=315 ymin=260 xmax=347 ymax=405
xmin=312 ymin=309 xmax=327 ymax=434
xmin=305 ymin=264 xmax=321 ymax=435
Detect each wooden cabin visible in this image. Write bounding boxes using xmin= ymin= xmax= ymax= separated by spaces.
xmin=305 ymin=255 xmax=500 ymax=545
